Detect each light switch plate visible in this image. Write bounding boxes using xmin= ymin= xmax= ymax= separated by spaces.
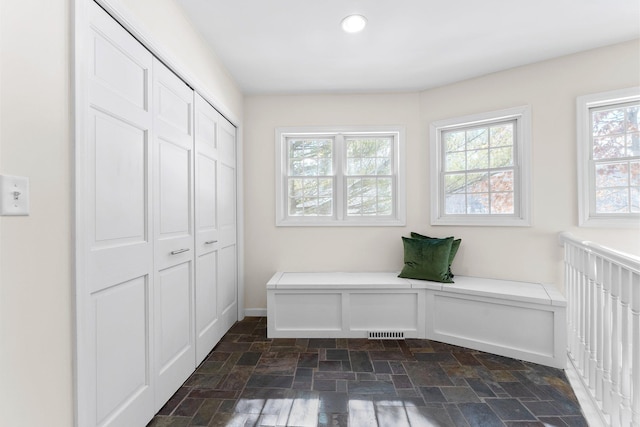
xmin=0 ymin=175 xmax=30 ymax=216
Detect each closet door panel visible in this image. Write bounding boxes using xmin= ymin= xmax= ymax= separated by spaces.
xmin=216 ymin=113 xmax=238 ymax=333
xmin=194 ymin=94 xmax=224 ymax=364
xmin=83 ymin=2 xmax=155 ymax=426
xmin=152 ymin=58 xmax=196 ymax=408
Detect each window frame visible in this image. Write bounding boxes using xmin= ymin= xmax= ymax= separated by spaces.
xmin=275 ymin=126 xmax=406 ymax=227
xmin=429 ymin=105 xmax=532 ymax=227
xmin=577 ymin=87 xmax=640 ymax=227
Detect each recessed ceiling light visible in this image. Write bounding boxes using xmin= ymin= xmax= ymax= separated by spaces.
xmin=341 ymin=14 xmax=367 ymax=33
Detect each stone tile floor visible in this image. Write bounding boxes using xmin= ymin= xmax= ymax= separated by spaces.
xmin=148 ymin=317 xmax=588 ymax=427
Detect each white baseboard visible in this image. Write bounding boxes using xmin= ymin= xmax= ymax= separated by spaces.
xmin=565 ymin=355 xmax=607 ymax=427
xmin=244 ymin=308 xmax=267 ymax=317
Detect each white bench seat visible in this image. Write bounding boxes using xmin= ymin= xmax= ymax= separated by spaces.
xmin=267 ymin=271 xmax=567 ymax=368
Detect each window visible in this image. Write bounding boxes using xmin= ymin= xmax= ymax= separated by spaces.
xmin=275 ymin=126 xmax=405 ymax=226
xmin=577 ymin=87 xmax=640 ymax=227
xmin=430 ymin=106 xmax=531 ymax=226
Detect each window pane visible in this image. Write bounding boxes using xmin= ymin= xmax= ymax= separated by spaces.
xmin=490 ymin=124 xmax=513 ymax=147
xmin=346 ymin=137 xmax=393 ymax=176
xmin=626 ymin=105 xmax=639 ymax=131
xmin=444 ymin=131 xmax=465 ymax=152
xmin=632 ymin=187 xmax=640 ymax=213
xmin=466 ymin=128 xmax=489 ymax=150
xmin=595 ymin=163 xmax=628 ymax=188
xmin=491 ymin=192 xmax=514 ymax=214
xmin=593 ymin=136 xmax=626 ymax=160
xmin=627 ymin=132 xmax=640 ymax=156
xmin=490 ymin=147 xmax=513 ymax=168
xmin=593 ymin=108 xmax=625 ymax=136
xmin=444 ymin=173 xmax=465 ymax=194
xmin=466 ymin=172 xmax=489 ymax=193
xmin=288 ymin=138 xmax=332 ymax=175
xmin=288 ymin=178 xmax=333 ymax=216
xmin=467 ymin=149 xmax=488 ymax=170
xmin=490 ymin=170 xmax=514 ymax=192
xmin=467 ymin=193 xmax=489 ymax=214
xmin=631 ymin=161 xmax=640 ymax=186
xmin=596 ymin=188 xmax=629 ymax=213
xmin=445 ymin=194 xmax=465 ymax=214
xmin=445 ymin=152 xmax=466 ymax=172
xmin=377 ymin=178 xmax=392 ymax=198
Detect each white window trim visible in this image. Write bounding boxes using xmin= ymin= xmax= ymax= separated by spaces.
xmin=577 ymin=87 xmax=640 ymax=228
xmin=429 ymin=105 xmax=532 ymax=227
xmin=275 ymin=125 xmax=406 ymax=227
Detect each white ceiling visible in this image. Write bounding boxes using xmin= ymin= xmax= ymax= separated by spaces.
xmin=176 ymin=0 xmax=640 ymax=95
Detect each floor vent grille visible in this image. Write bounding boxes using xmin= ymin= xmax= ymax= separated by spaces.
xmin=368 ymin=331 xmax=405 ymax=339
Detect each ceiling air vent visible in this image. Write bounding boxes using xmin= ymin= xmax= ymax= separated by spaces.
xmin=368 ymin=331 xmax=405 ymax=340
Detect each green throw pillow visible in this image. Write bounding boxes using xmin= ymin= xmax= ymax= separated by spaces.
xmin=410 ymin=232 xmax=461 ymax=275
xmin=398 ymin=236 xmax=454 ymax=283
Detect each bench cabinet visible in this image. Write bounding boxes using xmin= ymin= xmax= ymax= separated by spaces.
xmin=267 ymin=272 xmax=567 ymax=368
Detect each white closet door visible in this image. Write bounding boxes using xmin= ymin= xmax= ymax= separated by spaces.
xmin=217 ymin=108 xmax=239 ymax=335
xmin=194 ymin=95 xmax=237 ymax=363
xmin=83 ymin=2 xmax=155 ymax=426
xmin=152 ymin=58 xmax=196 ymax=408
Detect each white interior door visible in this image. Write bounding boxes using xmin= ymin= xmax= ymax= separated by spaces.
xmin=152 ymin=58 xmax=196 ymax=409
xmin=217 ymin=109 xmax=239 ymax=334
xmin=193 ymin=94 xmax=238 ymax=363
xmin=82 ymin=3 xmax=155 ymax=426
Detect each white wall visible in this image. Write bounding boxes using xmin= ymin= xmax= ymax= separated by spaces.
xmin=243 ymin=39 xmax=640 ymax=311
xmin=0 ymin=0 xmax=242 ymax=425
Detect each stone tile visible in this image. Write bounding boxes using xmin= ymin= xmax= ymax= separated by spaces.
xmin=282 ymin=391 xmax=320 ymax=427
xmin=454 ymin=352 xmax=482 ymax=366
xmin=246 ymin=374 xmax=294 ymax=388
xmin=317 ymin=413 xmax=348 ymax=427
xmin=347 ymin=380 xmax=395 ymax=394
xmin=419 ymin=386 xmax=447 ymax=403
xmin=346 ymin=339 xmax=384 ymax=350
xmin=308 ymin=338 xmax=336 ymax=349
xmin=414 ymin=352 xmax=459 ymax=364
xmin=173 ymin=397 xmax=203 ymax=417
xmin=318 ymin=391 xmax=350 ymax=413
xmin=537 ymin=416 xmax=568 ymax=426
xmin=372 ymin=360 xmax=391 ymax=373
xmin=187 ymin=389 xmax=239 ymax=399
xmin=314 ymin=371 xmax=356 ymax=381
xmin=298 ymin=352 xmax=319 ymax=368
xmin=188 ymin=398 xmax=221 ymax=426
xmin=254 ymin=357 xmax=297 ymax=376
xmin=560 ymin=416 xmax=589 ymax=427
xmin=487 ymin=398 xmax=537 ymax=421
xmin=376 ymin=404 xmax=411 ymax=426
xmin=403 ymin=362 xmax=455 ymax=386
xmin=314 ymin=379 xmax=336 ymax=391
xmin=184 ymin=373 xmax=225 ymax=389
xmin=441 ymin=386 xmax=481 ymax=403
xmin=326 ymin=349 xmax=349 ymax=361
xmin=458 ymin=402 xmax=505 ymax=427
xmin=476 ymin=353 xmax=528 ymax=371
xmin=392 ymin=374 xmax=413 ymax=389
xmin=406 ymin=406 xmax=457 ymax=427
xmin=368 ymin=350 xmax=407 ymax=360
xmin=389 ymin=361 xmax=407 ymax=375
xmin=236 ymin=351 xmax=262 ymax=366
xmin=445 ymin=403 xmax=471 ymax=427
xmin=146 ymin=416 xmax=192 ymax=427
xmin=500 ymin=381 xmax=537 ymax=398
xmin=465 ymin=378 xmax=497 ymax=398
xmin=319 ymin=360 xmax=349 ymax=371
xmin=350 ymin=351 xmax=374 ymax=372
xmin=523 ymin=400 xmax=563 ymax=416
xmin=356 ymin=372 xmax=376 ymax=381
xmin=216 ymin=366 xmax=253 ymax=391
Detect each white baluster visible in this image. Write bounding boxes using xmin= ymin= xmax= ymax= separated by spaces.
xmin=631 ymin=271 xmax=639 ymax=427
xmin=602 ymin=258 xmax=613 ymax=420
xmin=611 ymin=264 xmax=622 ymax=427
xmin=619 ymin=268 xmax=632 ymax=426
xmin=595 ymin=254 xmax=604 ymax=404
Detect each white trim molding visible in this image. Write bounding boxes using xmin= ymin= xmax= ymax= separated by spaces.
xmin=430 ymin=105 xmax=532 ymax=227
xmin=576 ymin=87 xmax=640 ymax=228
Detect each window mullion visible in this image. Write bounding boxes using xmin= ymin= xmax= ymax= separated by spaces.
xmin=335 ymin=134 xmax=344 ymax=221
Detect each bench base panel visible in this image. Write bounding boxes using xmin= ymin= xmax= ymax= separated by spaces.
xmin=267 ymin=273 xmax=566 ymax=368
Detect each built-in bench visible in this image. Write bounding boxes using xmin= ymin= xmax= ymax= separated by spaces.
xmin=266 ymin=272 xmax=566 ymax=368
